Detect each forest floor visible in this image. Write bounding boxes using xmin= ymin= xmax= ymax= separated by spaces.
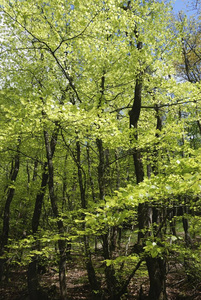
xmin=0 ymin=254 xmax=201 ymax=300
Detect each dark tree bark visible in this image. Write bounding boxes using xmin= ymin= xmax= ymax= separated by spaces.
xmin=31 ymin=162 xmax=49 ymax=234
xmin=102 ymin=233 xmax=118 ymax=300
xmin=27 ymin=125 xmax=59 ymax=300
xmin=96 ymin=138 xmax=105 ymax=201
xmin=76 ymin=141 xmax=101 ymax=299
xmin=86 ymin=142 xmax=96 ymax=203
xmin=27 ymin=162 xmax=49 ymax=300
xmin=129 ymin=77 xmax=167 ymax=300
xmin=44 ymin=128 xmax=67 ymax=300
xmin=145 ymin=105 xmax=167 ymax=300
xmin=0 ymin=146 xmax=20 ymax=282
xmin=115 ymin=150 xmax=120 ymax=190
xmin=27 ymin=259 xmax=40 ymax=300
xmin=96 ymin=138 xmax=118 ymax=299
xmin=182 ymin=204 xmax=192 ymax=247
xmin=146 ymin=256 xmax=167 ymax=300
xmin=129 ymin=78 xmax=148 ymax=242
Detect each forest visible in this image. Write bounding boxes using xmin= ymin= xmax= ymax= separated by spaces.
xmin=0 ymin=0 xmax=201 ymax=299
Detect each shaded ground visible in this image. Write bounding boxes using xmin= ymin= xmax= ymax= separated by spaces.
xmin=1 ymin=258 xmax=201 ymax=300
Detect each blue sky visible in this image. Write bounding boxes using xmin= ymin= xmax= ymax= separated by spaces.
xmin=172 ymin=0 xmax=195 ymax=16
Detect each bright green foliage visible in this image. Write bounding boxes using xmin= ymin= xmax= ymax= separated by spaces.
xmin=0 ymin=0 xmax=201 ymax=299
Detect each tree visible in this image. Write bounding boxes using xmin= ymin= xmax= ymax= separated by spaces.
xmin=0 ymin=1 xmax=201 ymax=300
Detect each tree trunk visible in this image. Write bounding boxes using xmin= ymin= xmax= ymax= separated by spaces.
xmin=129 ymin=76 xmax=167 ymax=299
xmin=84 ymin=236 xmax=102 ymax=299
xmin=0 ymin=148 xmax=20 ymax=282
xmin=44 ymin=129 xmax=67 ymax=300
xmin=96 ymin=137 xmax=118 ymax=298
xmin=86 ymin=142 xmax=96 ymax=203
xmin=27 ymin=162 xmax=48 ymax=300
xmin=146 ymin=105 xmax=167 ymax=300
xmin=146 ymin=257 xmax=167 ymax=300
xmin=96 ymin=138 xmax=105 ymax=201
xmin=27 ymin=260 xmax=40 ymax=300
xmin=76 ymin=141 xmax=101 ymax=299
xmin=27 ymin=123 xmax=59 ymax=299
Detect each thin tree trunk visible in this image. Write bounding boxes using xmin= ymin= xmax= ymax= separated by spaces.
xmin=86 ymin=142 xmax=96 ymax=203
xmin=0 ymin=146 xmax=20 ymax=282
xmin=115 ymin=150 xmax=120 ymax=190
xmin=76 ymin=141 xmax=101 ymax=299
xmin=182 ymin=204 xmax=192 ymax=247
xmin=129 ymin=77 xmax=148 ymax=243
xmin=27 ymin=162 xmax=48 ymax=300
xmin=147 ymin=105 xmax=167 ymax=300
xmin=62 ymin=154 xmax=68 ymax=212
xmin=27 ymin=123 xmax=59 ymax=300
xmin=96 ymin=138 xmax=117 ymax=299
xmin=62 ymin=154 xmax=72 ymax=259
xmin=44 ymin=128 xmax=67 ymax=300
xmin=129 ymin=75 xmax=167 ymax=299
xmin=32 ymin=162 xmax=49 ymax=233
xmin=86 ymin=143 xmax=99 ymax=252
xmin=96 ymin=138 xmax=105 ymax=201
xmin=102 ymin=233 xmax=118 ymax=300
